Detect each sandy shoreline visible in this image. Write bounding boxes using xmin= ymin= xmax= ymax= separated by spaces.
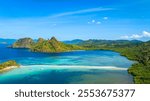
xmin=21 ymin=65 xmax=128 ymax=70
xmin=0 ymin=66 xmax=18 ymax=73
xmin=0 ymin=65 xmax=128 ymax=73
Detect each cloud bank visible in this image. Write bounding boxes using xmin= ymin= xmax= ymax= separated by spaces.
xmin=121 ymin=31 xmax=150 ymax=39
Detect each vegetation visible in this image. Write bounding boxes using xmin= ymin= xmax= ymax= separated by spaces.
xmin=12 ymin=37 xmax=34 ymax=48
xmin=11 ymin=37 xmax=150 ymax=83
xmin=12 ymin=37 xmax=83 ymax=53
xmin=78 ymin=39 xmax=150 ymax=84
xmin=30 ymin=37 xmax=83 ymax=53
xmin=127 ymin=43 xmax=150 ymax=83
xmin=0 ymin=60 xmax=20 ymax=70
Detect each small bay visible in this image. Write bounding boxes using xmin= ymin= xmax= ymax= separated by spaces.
xmin=0 ymin=44 xmax=134 ymax=84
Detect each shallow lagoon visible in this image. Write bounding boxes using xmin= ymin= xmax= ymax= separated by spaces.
xmin=0 ymin=44 xmax=134 ymax=84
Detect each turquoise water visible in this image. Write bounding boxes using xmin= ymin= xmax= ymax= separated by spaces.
xmin=0 ymin=44 xmax=134 ymax=84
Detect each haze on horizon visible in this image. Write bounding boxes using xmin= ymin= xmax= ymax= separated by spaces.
xmin=0 ymin=0 xmax=150 ymax=41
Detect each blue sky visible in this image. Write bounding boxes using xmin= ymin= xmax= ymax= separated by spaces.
xmin=0 ymin=0 xmax=150 ymax=41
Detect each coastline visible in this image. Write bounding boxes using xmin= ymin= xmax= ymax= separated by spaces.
xmin=0 ymin=47 xmax=135 ymax=83
xmin=0 ymin=66 xmax=18 ymax=73
xmin=20 ymin=65 xmax=128 ymax=70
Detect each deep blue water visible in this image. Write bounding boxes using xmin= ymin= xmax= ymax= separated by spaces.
xmin=0 ymin=44 xmax=134 ymax=84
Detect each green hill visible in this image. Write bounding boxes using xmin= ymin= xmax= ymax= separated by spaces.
xmin=12 ymin=38 xmax=34 ymax=48
xmin=127 ymin=42 xmax=150 ymax=84
xmin=12 ymin=37 xmax=83 ymax=52
xmin=30 ymin=37 xmax=83 ymax=53
xmin=0 ymin=60 xmax=19 ymax=70
xmin=78 ymin=39 xmax=142 ymax=49
xmin=78 ymin=39 xmax=150 ymax=84
xmin=11 ymin=37 xmax=150 ymax=83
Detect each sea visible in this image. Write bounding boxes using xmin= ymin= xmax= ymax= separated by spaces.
xmin=0 ymin=44 xmax=134 ymax=84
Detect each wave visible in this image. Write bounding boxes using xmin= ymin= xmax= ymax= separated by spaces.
xmin=20 ymin=65 xmax=128 ymax=70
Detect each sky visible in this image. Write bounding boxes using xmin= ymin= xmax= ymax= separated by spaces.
xmin=0 ymin=0 xmax=150 ymax=41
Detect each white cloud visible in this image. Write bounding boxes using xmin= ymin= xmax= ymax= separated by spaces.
xmin=96 ymin=22 xmax=101 ymax=24
xmin=130 ymin=34 xmax=142 ymax=39
xmin=51 ymin=7 xmax=113 ymax=18
xmin=121 ymin=31 xmax=150 ymax=39
xmin=92 ymin=20 xmax=95 ymax=23
xmin=103 ymin=17 xmax=108 ymax=20
xmin=88 ymin=20 xmax=101 ymax=25
xmin=143 ymin=31 xmax=150 ymax=37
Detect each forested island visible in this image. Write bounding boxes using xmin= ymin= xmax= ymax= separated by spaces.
xmin=0 ymin=60 xmax=20 ymax=71
xmin=12 ymin=37 xmax=83 ymax=52
xmin=11 ymin=37 xmax=150 ymax=84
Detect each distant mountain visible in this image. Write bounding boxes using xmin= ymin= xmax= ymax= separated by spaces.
xmin=0 ymin=38 xmax=16 ymax=44
xmin=11 ymin=37 xmax=144 ymax=53
xmin=63 ymin=39 xmax=84 ymax=44
xmin=78 ymin=39 xmax=143 ymax=48
xmin=12 ymin=38 xmax=34 ymax=48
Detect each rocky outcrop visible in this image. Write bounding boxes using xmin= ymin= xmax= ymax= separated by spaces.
xmin=12 ymin=38 xmax=34 ymax=48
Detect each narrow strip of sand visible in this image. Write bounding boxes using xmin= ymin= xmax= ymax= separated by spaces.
xmin=21 ymin=65 xmax=128 ymax=70
xmin=0 ymin=66 xmax=18 ymax=73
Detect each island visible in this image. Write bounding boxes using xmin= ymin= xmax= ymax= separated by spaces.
xmin=12 ymin=38 xmax=34 ymax=48
xmin=0 ymin=60 xmax=20 ymax=72
xmin=31 ymin=37 xmax=83 ymax=53
xmin=11 ymin=37 xmax=150 ymax=84
xmin=12 ymin=37 xmax=83 ymax=52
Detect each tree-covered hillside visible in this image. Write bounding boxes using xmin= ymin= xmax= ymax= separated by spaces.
xmin=12 ymin=37 xmax=83 ymax=53
xmin=0 ymin=60 xmax=19 ymax=70
xmin=30 ymin=37 xmax=83 ymax=53
xmin=78 ymin=39 xmax=150 ymax=84
xmin=12 ymin=38 xmax=34 ymax=48
xmin=78 ymin=39 xmax=142 ymax=49
xmin=11 ymin=37 xmax=150 ymax=83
